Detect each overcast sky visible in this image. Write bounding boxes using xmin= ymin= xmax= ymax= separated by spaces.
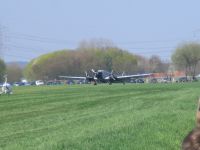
xmin=1 ymin=0 xmax=200 ymax=62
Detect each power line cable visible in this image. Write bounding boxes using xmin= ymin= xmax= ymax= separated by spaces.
xmin=6 ymin=31 xmax=193 ymax=45
xmin=3 ymin=53 xmax=32 ymax=60
xmin=4 ymin=31 xmax=195 ymax=61
xmin=5 ymin=43 xmax=174 ymax=56
xmin=6 ymin=32 xmax=76 ymax=45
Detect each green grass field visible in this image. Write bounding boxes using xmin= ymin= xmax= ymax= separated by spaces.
xmin=0 ymin=83 xmax=200 ymax=150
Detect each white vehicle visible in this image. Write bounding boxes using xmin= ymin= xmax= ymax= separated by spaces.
xmin=35 ymin=80 xmax=44 ymax=86
xmin=0 ymin=75 xmax=12 ymax=95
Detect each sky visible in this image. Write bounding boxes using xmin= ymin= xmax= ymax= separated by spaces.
xmin=0 ymin=0 xmax=200 ymax=62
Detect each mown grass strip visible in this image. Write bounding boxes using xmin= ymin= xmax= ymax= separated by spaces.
xmin=0 ymin=83 xmax=199 ymax=149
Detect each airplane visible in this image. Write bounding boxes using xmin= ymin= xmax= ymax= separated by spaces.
xmin=0 ymin=75 xmax=13 ymax=95
xmin=59 ymin=69 xmax=152 ymax=85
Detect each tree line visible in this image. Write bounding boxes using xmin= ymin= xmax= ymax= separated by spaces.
xmin=23 ymin=45 xmax=168 ymax=81
xmin=1 ymin=41 xmax=200 ymax=82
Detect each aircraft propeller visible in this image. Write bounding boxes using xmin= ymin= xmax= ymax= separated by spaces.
xmin=91 ymin=69 xmax=98 ymax=78
xmin=85 ymin=71 xmax=89 ymax=77
xmin=91 ymin=69 xmax=97 ymax=74
xmin=109 ymin=70 xmax=115 ymax=80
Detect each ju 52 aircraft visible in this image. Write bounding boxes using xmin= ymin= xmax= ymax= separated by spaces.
xmin=59 ymin=69 xmax=151 ymax=85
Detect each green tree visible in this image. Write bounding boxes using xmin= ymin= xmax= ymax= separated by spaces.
xmin=24 ymin=47 xmax=138 ymax=80
xmin=172 ymin=42 xmax=200 ymax=78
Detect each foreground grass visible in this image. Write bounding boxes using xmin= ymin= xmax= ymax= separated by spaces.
xmin=0 ymin=83 xmax=200 ymax=150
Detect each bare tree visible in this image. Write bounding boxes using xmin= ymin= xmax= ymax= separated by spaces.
xmin=149 ymin=55 xmax=169 ymax=73
xmin=172 ymin=42 xmax=200 ymax=78
xmin=0 ymin=25 xmax=3 ymax=57
xmin=0 ymin=58 xmax=6 ymax=82
xmin=135 ymin=55 xmax=150 ymax=73
xmin=78 ymin=38 xmax=116 ymax=50
xmin=0 ymin=25 xmax=6 ymax=81
xmin=6 ymin=63 xmax=23 ymax=83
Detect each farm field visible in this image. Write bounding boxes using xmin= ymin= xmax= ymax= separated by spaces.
xmin=0 ymin=83 xmax=200 ymax=150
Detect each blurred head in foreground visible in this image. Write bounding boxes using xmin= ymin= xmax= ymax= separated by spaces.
xmin=182 ymin=98 xmax=200 ymax=150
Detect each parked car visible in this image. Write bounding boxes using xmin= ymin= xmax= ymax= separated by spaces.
xmin=66 ymin=80 xmax=75 ymax=85
xmin=130 ymin=79 xmax=137 ymax=83
xmin=129 ymin=78 xmax=144 ymax=83
xmin=77 ymin=80 xmax=85 ymax=84
xmin=13 ymin=82 xmax=25 ymax=86
xmin=35 ymin=80 xmax=44 ymax=86
xmin=160 ymin=78 xmax=171 ymax=83
xmin=30 ymin=81 xmax=36 ymax=85
xmin=150 ymin=78 xmax=158 ymax=83
xmin=192 ymin=77 xmax=198 ymax=82
xmin=178 ymin=77 xmax=188 ymax=82
xmin=46 ymin=80 xmax=61 ymax=85
xmin=149 ymin=78 xmax=158 ymax=83
xmin=136 ymin=78 xmax=144 ymax=83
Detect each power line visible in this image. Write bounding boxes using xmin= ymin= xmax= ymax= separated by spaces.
xmin=6 ymin=32 xmax=76 ymax=45
xmin=5 ymin=43 xmax=52 ymax=53
xmin=5 ymin=43 xmax=174 ymax=57
xmin=6 ymin=43 xmax=175 ymax=52
xmin=4 ymin=31 xmax=195 ymax=61
xmin=3 ymin=41 xmax=174 ymax=60
xmin=3 ymin=49 xmax=173 ymax=62
xmin=6 ymin=31 xmax=194 ymax=45
xmin=3 ymin=53 xmax=32 ymax=60
xmin=127 ymin=46 xmax=175 ymax=50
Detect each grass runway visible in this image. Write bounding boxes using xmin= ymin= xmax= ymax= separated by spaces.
xmin=0 ymin=83 xmax=200 ymax=150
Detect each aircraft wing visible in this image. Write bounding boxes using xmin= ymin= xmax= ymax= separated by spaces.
xmin=59 ymin=76 xmax=86 ymax=80
xmin=116 ymin=73 xmax=152 ymax=79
